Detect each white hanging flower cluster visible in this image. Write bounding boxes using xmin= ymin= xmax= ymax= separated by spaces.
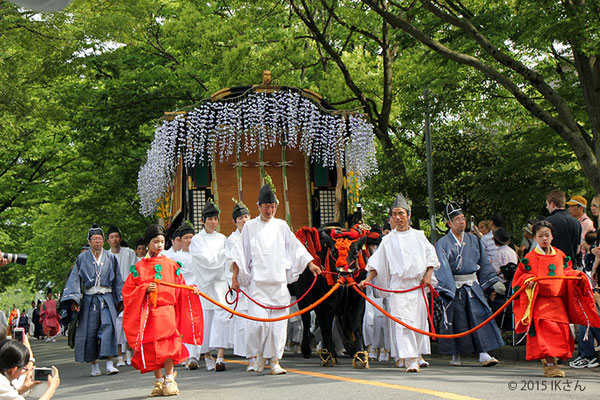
xmin=346 ymin=114 xmax=378 ymax=185
xmin=138 ymin=88 xmax=378 ymax=216
xmin=138 ymin=115 xmax=183 ymax=217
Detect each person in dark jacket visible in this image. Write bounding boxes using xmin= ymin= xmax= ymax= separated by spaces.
xmin=545 ymin=190 xmax=582 ymax=263
xmin=32 ymin=300 xmax=44 ymax=340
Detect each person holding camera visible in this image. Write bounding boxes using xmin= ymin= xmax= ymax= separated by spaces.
xmin=0 ymin=251 xmax=11 ymax=268
xmin=61 ymin=224 xmax=124 ymax=377
xmin=0 ymin=335 xmax=60 ymax=400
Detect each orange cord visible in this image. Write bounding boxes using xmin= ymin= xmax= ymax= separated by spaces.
xmin=349 ymin=275 xmax=584 ymax=339
xmin=153 ymin=278 xmax=341 ymax=322
xmin=152 ymin=275 xmax=584 ymax=336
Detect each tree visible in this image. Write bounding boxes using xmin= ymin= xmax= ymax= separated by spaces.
xmin=361 ymin=0 xmax=600 ymax=192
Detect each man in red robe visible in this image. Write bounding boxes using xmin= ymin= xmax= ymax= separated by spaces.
xmin=122 ymin=224 xmax=203 ymax=397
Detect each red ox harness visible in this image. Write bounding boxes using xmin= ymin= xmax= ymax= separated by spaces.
xmin=324 ymin=227 xmax=369 ymax=284
xmin=296 ymin=226 xmax=371 ymax=286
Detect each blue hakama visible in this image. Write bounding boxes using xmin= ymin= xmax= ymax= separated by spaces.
xmin=434 ymin=232 xmax=504 ymax=355
xmin=61 ymin=249 xmax=123 ymax=362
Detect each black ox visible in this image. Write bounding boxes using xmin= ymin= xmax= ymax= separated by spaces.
xmin=291 ymin=225 xmax=372 ymax=368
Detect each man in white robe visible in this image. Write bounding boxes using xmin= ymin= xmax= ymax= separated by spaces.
xmin=225 ymin=201 xmax=253 ymax=370
xmin=162 ymin=229 xmax=182 ymax=260
xmin=171 ymin=223 xmax=200 ymax=369
xmin=189 ymin=200 xmax=230 ymax=372
xmin=106 ymin=226 xmax=137 ymax=367
xmin=231 ymin=180 xmax=321 ymax=375
xmin=359 ymin=193 xmax=440 ymax=372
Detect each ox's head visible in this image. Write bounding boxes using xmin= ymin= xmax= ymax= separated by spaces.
xmin=319 ymin=226 xmax=368 ymax=276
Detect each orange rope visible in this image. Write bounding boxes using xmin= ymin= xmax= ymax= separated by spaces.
xmin=349 ymin=275 xmax=584 ymax=339
xmin=152 ymin=278 xmax=341 ymax=322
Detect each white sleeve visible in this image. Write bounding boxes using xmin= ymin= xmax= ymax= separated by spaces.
xmin=189 ymin=235 xmax=227 ymax=288
xmin=422 ymin=232 xmax=441 ymax=270
xmin=0 ymin=380 xmax=25 ymax=400
xmin=366 ymin=243 xmax=390 ymax=298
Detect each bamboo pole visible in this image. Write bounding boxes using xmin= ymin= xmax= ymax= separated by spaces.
xmin=281 ymin=145 xmax=292 ymax=229
xmin=210 ymin=154 xmax=220 ymax=231
xmin=259 ymin=149 xmax=265 ymax=186
xmin=335 ymin=156 xmax=344 ymax=225
xmin=236 ymin=134 xmax=243 ymax=202
xmin=304 ymin=156 xmax=314 ymax=227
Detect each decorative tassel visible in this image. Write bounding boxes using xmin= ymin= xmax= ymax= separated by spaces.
xmin=149 ymin=279 xmax=159 ymax=308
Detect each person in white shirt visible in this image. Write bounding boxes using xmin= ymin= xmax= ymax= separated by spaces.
xmin=189 ymin=201 xmax=230 ymax=372
xmin=106 ymin=226 xmax=137 ymax=367
xmin=491 ymin=228 xmax=518 ymax=274
xmin=0 ymin=338 xmax=60 ymax=400
xmin=566 ymin=195 xmax=595 ymax=259
xmin=359 ymin=193 xmax=440 ymax=372
xmin=231 ymin=179 xmax=321 ymax=375
xmin=161 ymin=230 xmax=182 ymax=260
xmin=474 ymin=214 xmax=504 ymax=264
xmin=225 ymin=201 xmax=254 ymax=370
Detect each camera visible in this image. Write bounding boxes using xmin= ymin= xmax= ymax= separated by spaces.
xmin=33 ymin=367 xmax=53 ymax=381
xmin=13 ymin=327 xmax=25 ymax=342
xmin=1 ymin=252 xmax=27 ymax=265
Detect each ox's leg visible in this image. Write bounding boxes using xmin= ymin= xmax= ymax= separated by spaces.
xmin=300 ymin=307 xmax=313 ymax=359
xmin=315 ymin=304 xmax=337 ymax=366
xmin=349 ymin=287 xmax=370 ymax=369
xmin=350 ymin=295 xmax=366 ymax=354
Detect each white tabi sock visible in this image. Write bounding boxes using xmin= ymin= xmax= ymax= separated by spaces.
xmin=478 ymin=352 xmax=492 ymax=363
xmin=165 ymin=374 xmax=174 ymax=381
xmin=106 ymin=360 xmax=114 ymax=369
xmin=216 ymin=357 xmax=224 ymax=363
xmin=451 ymin=354 xmax=461 ymax=363
xmin=91 ymin=363 xmax=100 ymax=373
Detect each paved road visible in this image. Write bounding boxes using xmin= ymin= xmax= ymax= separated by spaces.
xmin=29 ymin=337 xmax=599 ymax=400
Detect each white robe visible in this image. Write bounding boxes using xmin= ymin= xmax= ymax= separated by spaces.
xmin=112 ymin=247 xmax=137 ymax=348
xmin=233 ymin=216 xmax=312 ymax=359
xmin=226 ymin=229 xmax=250 ymax=357
xmin=161 ymin=247 xmax=179 ymax=261
xmin=367 ymin=228 xmax=440 ymax=359
xmin=171 ymin=250 xmax=203 ymax=359
xmin=362 ymin=286 xmax=390 ymax=350
xmin=189 ymin=229 xmax=231 ymax=351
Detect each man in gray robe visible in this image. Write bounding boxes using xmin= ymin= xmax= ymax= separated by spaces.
xmin=61 ymin=224 xmax=124 ymax=376
xmin=434 ymin=202 xmax=503 ymax=366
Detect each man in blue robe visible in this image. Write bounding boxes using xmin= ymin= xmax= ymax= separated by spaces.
xmin=434 ymin=202 xmax=503 ymax=366
xmin=61 ymin=224 xmax=124 ymax=376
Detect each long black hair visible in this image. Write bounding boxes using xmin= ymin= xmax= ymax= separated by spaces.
xmin=0 ymin=339 xmax=30 ymax=374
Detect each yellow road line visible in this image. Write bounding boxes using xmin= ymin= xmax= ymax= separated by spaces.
xmin=226 ymin=359 xmax=482 ymax=400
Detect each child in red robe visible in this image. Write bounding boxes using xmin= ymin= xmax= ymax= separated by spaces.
xmin=122 ymin=224 xmax=203 ymax=396
xmin=41 ymin=289 xmax=61 ymax=340
xmin=513 ymin=220 xmax=600 ymax=377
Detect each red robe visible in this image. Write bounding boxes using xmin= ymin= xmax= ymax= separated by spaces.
xmin=512 ymin=247 xmax=600 ymax=360
xmin=122 ymin=255 xmax=203 ymax=373
xmin=41 ymin=299 xmax=61 ymax=336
